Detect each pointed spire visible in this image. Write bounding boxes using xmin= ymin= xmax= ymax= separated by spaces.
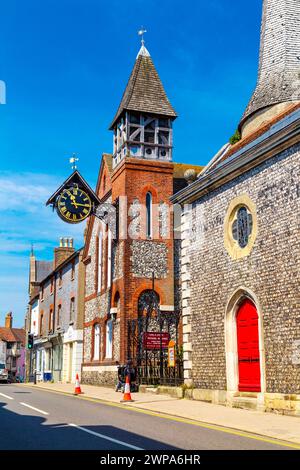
xmin=110 ymin=45 xmax=177 ymax=130
xmin=30 ymin=243 xmax=34 ymax=257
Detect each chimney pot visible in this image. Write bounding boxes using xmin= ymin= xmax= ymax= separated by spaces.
xmin=54 ymin=237 xmax=75 ymax=268
xmin=5 ymin=312 xmax=13 ymax=329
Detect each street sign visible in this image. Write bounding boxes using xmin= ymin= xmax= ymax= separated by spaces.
xmin=143 ymin=332 xmax=170 ymax=350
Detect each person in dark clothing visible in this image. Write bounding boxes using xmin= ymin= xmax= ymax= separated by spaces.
xmin=115 ymin=361 xmax=124 ymax=392
xmin=124 ymin=360 xmax=138 ymax=392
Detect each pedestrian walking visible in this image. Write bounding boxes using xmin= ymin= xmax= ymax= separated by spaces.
xmin=115 ymin=361 xmax=123 ymax=392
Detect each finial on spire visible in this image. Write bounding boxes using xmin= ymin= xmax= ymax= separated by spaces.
xmin=137 ymin=27 xmax=150 ymax=58
xmin=138 ymin=27 xmax=147 ymax=46
xmin=30 ymin=243 xmax=34 ymax=256
xmin=70 ymin=153 xmax=79 ymax=171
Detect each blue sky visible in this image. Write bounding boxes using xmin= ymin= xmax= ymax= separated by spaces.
xmin=0 ymin=0 xmax=263 ymax=326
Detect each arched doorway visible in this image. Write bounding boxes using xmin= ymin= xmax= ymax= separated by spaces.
xmin=127 ymin=289 xmax=182 ymax=385
xmin=236 ymin=299 xmax=261 ymax=392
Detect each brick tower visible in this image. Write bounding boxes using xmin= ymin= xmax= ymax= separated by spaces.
xmin=82 ymin=41 xmax=202 ymax=385
xmin=109 ymin=42 xmax=178 ymax=367
xmin=240 ymin=0 xmax=300 ymax=137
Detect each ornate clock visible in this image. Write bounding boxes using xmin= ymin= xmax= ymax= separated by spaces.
xmin=57 ymin=184 xmax=92 ymax=223
xmin=46 ymin=170 xmax=103 ymax=225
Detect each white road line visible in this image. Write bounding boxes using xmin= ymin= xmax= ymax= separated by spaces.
xmin=20 ymin=402 xmax=49 ymax=416
xmin=0 ymin=392 xmax=14 ymax=400
xmin=69 ymin=423 xmax=143 ymax=450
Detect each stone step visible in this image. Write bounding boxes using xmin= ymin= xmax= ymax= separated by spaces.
xmin=231 ymin=396 xmax=258 ymax=411
xmin=237 ymin=392 xmax=258 ymax=399
xmin=146 ymin=387 xmax=158 ymax=394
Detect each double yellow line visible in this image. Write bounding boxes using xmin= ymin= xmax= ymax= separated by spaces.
xmin=25 ymin=385 xmax=300 ymax=450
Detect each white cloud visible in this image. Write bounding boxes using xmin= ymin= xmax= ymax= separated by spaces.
xmin=0 ymin=171 xmax=86 ymax=326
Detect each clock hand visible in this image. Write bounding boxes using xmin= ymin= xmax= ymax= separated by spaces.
xmin=70 ymin=202 xmax=91 ymax=208
xmin=69 ymin=195 xmax=78 ymax=208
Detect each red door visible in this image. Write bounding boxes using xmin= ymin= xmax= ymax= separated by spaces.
xmin=237 ymin=299 xmax=261 ymax=392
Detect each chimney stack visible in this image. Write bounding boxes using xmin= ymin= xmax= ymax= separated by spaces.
xmin=54 ymin=238 xmax=75 ymax=269
xmin=5 ymin=312 xmax=12 ymax=329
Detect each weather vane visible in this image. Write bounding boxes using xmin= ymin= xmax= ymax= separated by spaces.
xmin=138 ymin=27 xmax=147 ymax=46
xmin=69 ymin=153 xmax=79 ymax=171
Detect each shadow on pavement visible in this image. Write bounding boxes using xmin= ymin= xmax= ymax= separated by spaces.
xmin=0 ymin=401 xmax=178 ymax=450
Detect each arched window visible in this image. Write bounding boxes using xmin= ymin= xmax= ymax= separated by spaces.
xmin=106 ymin=320 xmax=113 ymax=359
xmin=93 ymin=324 xmax=101 ymax=360
xmin=97 ymin=232 xmax=103 ymax=293
xmin=146 ymin=192 xmax=152 ymax=238
xmin=107 ymin=228 xmax=112 ymax=289
xmin=114 ymin=292 xmax=120 ymax=313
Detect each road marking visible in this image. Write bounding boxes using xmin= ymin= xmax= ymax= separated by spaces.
xmin=20 ymin=402 xmax=49 ymax=415
xmin=68 ymin=423 xmax=143 ymax=450
xmin=22 ymin=385 xmax=300 ymax=450
xmin=0 ymin=393 xmax=14 ymax=400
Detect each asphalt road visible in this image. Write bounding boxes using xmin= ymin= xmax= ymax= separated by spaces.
xmin=0 ymin=384 xmax=294 ymax=450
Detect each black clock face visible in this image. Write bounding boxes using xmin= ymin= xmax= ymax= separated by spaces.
xmin=57 ymin=186 xmax=92 ymax=223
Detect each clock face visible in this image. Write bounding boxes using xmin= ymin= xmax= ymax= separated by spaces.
xmin=57 ymin=186 xmax=92 ymax=223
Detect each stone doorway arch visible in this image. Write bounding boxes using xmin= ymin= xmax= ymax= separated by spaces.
xmin=225 ymin=288 xmax=266 ymax=394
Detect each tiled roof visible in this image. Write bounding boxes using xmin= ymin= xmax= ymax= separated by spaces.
xmin=0 ymin=327 xmax=25 ymax=345
xmin=110 ymin=54 xmax=177 ymax=129
xmin=103 ymin=153 xmax=113 ymax=176
xmin=35 ymin=261 xmax=52 ymax=283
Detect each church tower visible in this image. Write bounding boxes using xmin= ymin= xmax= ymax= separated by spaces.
xmin=110 ymin=42 xmax=177 ymax=168
xmin=240 ymin=0 xmax=300 ymax=137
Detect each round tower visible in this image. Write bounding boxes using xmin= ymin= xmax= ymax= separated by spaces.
xmin=240 ymin=0 xmax=300 ymax=137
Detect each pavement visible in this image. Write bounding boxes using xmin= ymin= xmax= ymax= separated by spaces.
xmin=0 ymin=383 xmax=297 ymax=450
xmin=9 ymin=381 xmax=300 ymax=448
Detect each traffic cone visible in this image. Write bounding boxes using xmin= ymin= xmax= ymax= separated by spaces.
xmin=120 ymin=375 xmax=134 ymax=402
xmin=74 ymin=373 xmax=82 ymax=395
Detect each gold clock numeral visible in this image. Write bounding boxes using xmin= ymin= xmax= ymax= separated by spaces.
xmin=83 ymin=208 xmax=89 ymax=215
xmin=66 ymin=211 xmax=71 ymax=218
xmin=72 ymin=214 xmax=77 ymax=221
xmin=61 ymin=206 xmax=67 ymax=213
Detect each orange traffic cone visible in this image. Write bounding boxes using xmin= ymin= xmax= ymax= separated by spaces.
xmin=74 ymin=373 xmax=82 ymax=395
xmin=120 ymin=375 xmax=134 ymax=403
